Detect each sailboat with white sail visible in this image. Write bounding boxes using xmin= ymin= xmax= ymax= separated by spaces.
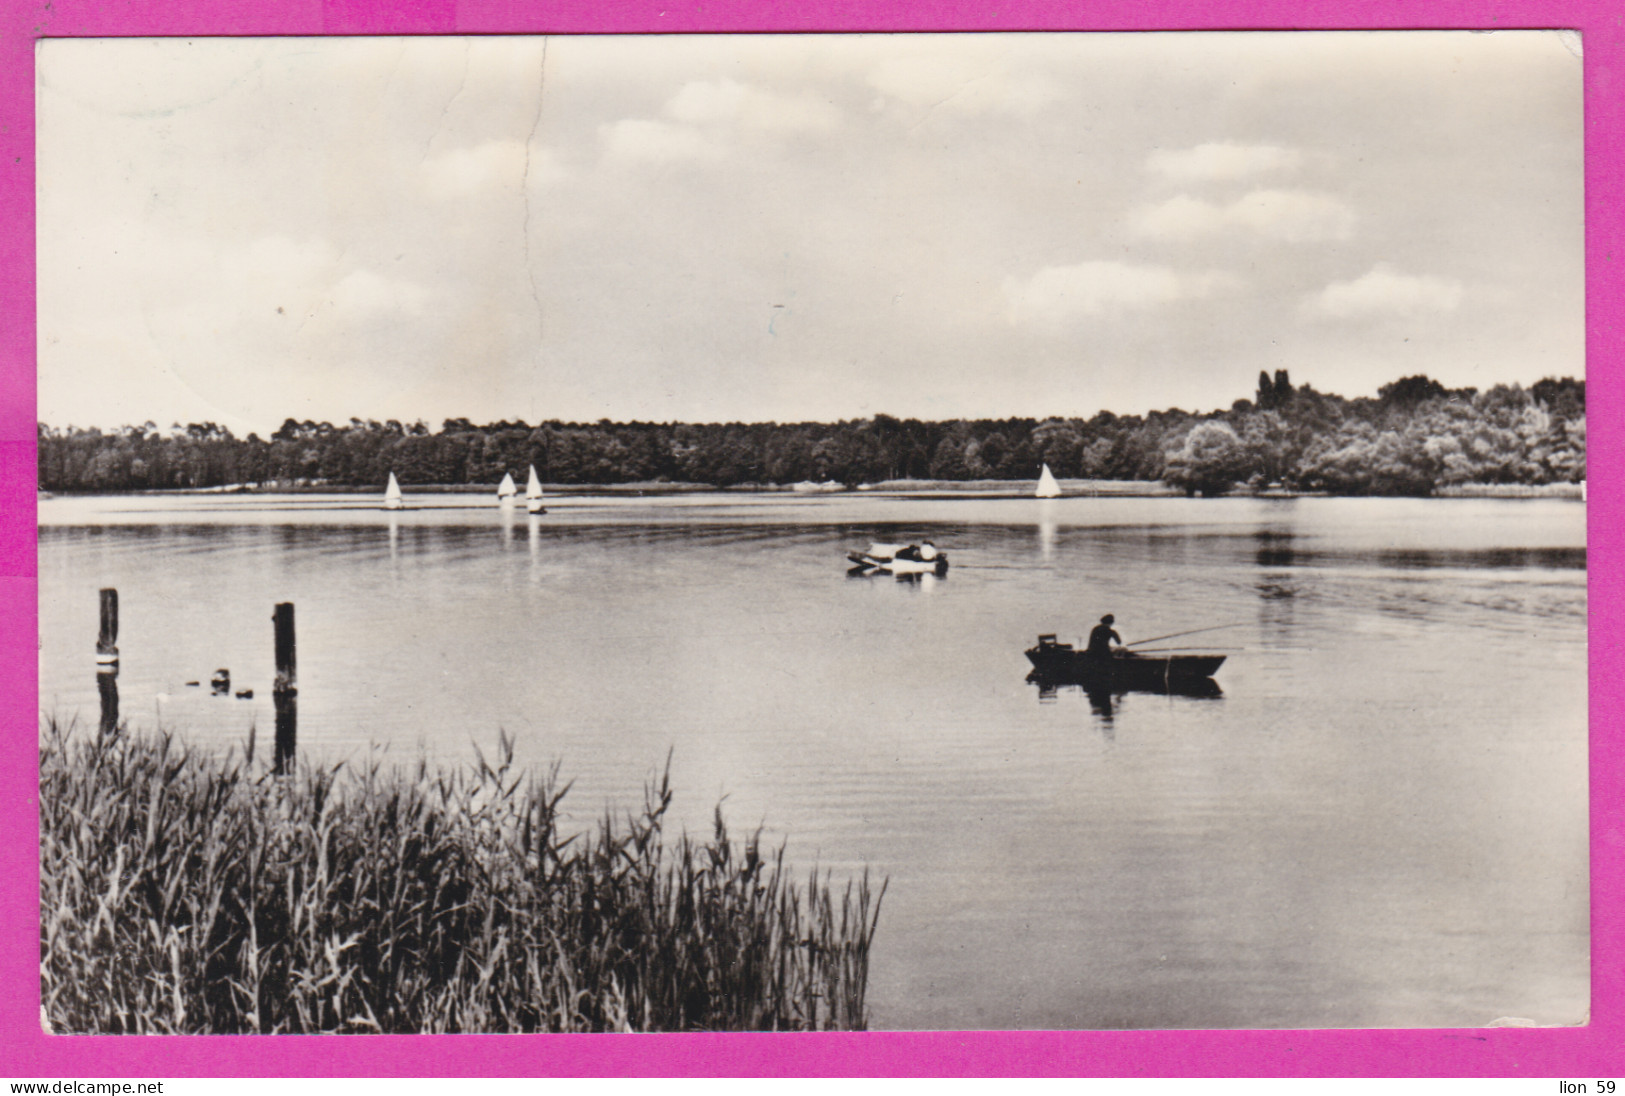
xmin=497 ymin=472 xmax=518 ymax=500
xmin=1035 ymin=463 xmax=1062 ymax=499
xmin=526 ymin=465 xmax=546 ymax=514
xmin=383 ymin=472 xmax=404 ymax=510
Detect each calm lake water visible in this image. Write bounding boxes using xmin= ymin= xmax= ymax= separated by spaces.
xmin=38 ymin=492 xmax=1589 ymax=1030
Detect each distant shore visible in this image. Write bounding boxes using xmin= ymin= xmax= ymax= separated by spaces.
xmin=39 ymin=479 xmax=1583 ymax=500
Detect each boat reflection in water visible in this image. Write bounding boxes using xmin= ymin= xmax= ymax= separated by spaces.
xmin=847 ymin=563 xmax=946 ymax=590
xmin=1027 ymin=669 xmax=1222 ymax=711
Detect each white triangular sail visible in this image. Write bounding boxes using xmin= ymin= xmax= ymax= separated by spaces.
xmin=1035 ymin=464 xmax=1062 ymax=499
xmin=526 ymin=465 xmax=546 ymax=513
xmin=383 ymin=472 xmax=404 ymax=510
xmin=497 ymin=472 xmax=518 ymax=499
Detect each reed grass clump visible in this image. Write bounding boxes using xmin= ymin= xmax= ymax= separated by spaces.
xmin=40 ymin=720 xmax=884 ymax=1033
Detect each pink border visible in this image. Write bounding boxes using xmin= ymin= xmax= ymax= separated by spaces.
xmin=1 ymin=0 xmax=1618 ymax=1079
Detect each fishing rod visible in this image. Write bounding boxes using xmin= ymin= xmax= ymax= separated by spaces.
xmin=1123 ymin=646 xmax=1247 ymax=654
xmin=1123 ymin=623 xmax=1247 ymax=648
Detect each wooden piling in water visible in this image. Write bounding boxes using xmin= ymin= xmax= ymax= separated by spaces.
xmin=273 ymin=602 xmax=296 ymax=695
xmin=93 ymin=588 xmax=120 ymax=734
xmin=273 ymin=602 xmax=297 ymax=772
xmin=273 ymin=691 xmax=297 ymax=774
xmin=97 ymin=667 xmax=119 ymax=736
xmin=96 ymin=588 xmax=118 ymax=667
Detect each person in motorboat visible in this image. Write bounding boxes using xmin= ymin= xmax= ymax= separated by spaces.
xmin=1086 ymin=614 xmax=1122 ymax=658
xmin=894 ymin=541 xmax=938 ymax=562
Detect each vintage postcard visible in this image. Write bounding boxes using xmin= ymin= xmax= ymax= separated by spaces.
xmin=11 ymin=12 xmax=1618 ymax=1081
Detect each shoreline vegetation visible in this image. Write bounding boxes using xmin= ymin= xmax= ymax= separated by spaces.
xmin=40 ymin=719 xmax=885 ymax=1034
xmin=37 ymin=373 xmax=1584 ymax=499
xmin=37 ymin=478 xmax=1584 ymax=500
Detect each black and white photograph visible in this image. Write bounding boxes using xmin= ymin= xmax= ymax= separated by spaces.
xmin=35 ymin=31 xmax=1587 ymax=1033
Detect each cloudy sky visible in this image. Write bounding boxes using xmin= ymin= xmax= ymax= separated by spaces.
xmin=37 ymin=31 xmax=1582 ymax=437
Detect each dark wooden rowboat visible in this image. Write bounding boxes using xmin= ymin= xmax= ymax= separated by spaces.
xmin=1024 ymin=634 xmax=1225 ymax=686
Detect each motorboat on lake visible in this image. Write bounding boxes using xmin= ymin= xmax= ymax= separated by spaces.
xmin=1024 ymin=633 xmax=1224 ymax=688
xmin=846 ymin=541 xmax=949 ymax=575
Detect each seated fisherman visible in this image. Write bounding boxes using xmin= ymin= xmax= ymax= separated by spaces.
xmin=1086 ymin=614 xmax=1121 ymax=657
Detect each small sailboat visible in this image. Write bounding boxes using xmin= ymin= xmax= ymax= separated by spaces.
xmin=526 ymin=465 xmax=546 ymax=514
xmin=497 ymin=472 xmax=518 ymax=500
xmin=383 ymin=472 xmax=404 ymax=510
xmin=1035 ymin=464 xmax=1062 ymax=499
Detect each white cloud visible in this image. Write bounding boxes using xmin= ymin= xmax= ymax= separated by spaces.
xmin=868 ymin=55 xmax=1061 ymax=116
xmin=144 ymin=234 xmax=430 ymax=335
xmin=1303 ymin=263 xmax=1465 ymax=319
xmin=1228 ymin=190 xmax=1356 ymax=242
xmin=422 ymin=140 xmax=563 ymax=199
xmin=1131 ymin=189 xmax=1355 ymax=242
xmin=328 ymin=268 xmax=430 ymax=317
xmin=598 ymin=78 xmax=832 ymax=167
xmin=1147 ymin=142 xmax=1302 ymax=183
xmin=1003 ymin=261 xmax=1239 ymax=324
xmin=600 ymin=118 xmax=719 ymax=164
xmin=1130 ymin=195 xmax=1229 ymax=240
xmin=665 ymin=78 xmax=839 ymax=131
xmin=600 ymin=79 xmax=833 ymax=167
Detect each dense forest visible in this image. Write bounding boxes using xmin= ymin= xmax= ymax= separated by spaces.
xmin=37 ymin=372 xmax=1585 ymax=497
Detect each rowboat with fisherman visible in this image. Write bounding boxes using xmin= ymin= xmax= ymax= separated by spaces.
xmin=1024 ymin=618 xmax=1234 ymax=688
xmin=1024 ymin=635 xmax=1225 ymax=687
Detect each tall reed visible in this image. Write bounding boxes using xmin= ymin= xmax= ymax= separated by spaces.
xmin=39 ymin=719 xmax=884 ymax=1033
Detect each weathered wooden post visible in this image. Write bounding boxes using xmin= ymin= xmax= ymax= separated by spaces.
xmin=97 ymin=666 xmax=119 ymax=736
xmin=96 ymin=588 xmax=118 ymax=668
xmin=273 ymin=603 xmax=296 ymax=695
xmin=96 ymin=588 xmax=119 ymax=735
xmin=273 ymin=690 xmax=298 ymax=774
xmin=273 ymin=602 xmax=297 ymax=773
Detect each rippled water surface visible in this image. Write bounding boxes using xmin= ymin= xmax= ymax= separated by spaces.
xmin=38 ymin=492 xmax=1589 ymax=1029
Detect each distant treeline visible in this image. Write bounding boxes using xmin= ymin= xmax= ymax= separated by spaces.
xmin=37 ymin=372 xmax=1585 ymax=497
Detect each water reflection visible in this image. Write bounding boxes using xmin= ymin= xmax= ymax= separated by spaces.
xmin=1256 ymin=579 xmax=1298 ymax=640
xmin=97 ymin=667 xmax=119 ymax=736
xmin=846 ymin=565 xmax=948 ymax=589
xmin=1037 ymin=499 xmax=1057 ymax=562
xmin=1254 ymin=527 xmax=1297 ymax=569
xmin=273 ymin=690 xmax=297 ymax=774
xmin=387 ymin=512 xmax=400 ymax=563
xmin=500 ymin=499 xmax=516 ymax=549
xmin=1253 ymin=526 xmax=1300 ymax=635
xmin=1374 ymin=546 xmax=1585 ymax=570
xmin=1028 ymin=670 xmax=1222 ymax=702
xmin=1026 ymin=670 xmax=1221 ymax=729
